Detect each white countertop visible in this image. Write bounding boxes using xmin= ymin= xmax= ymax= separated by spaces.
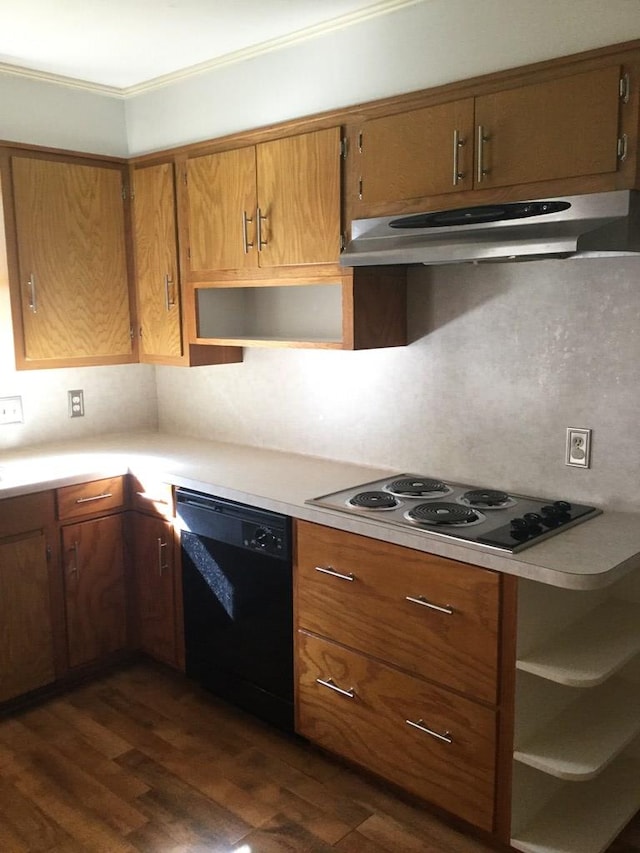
xmin=2 ymin=430 xmax=639 ymax=590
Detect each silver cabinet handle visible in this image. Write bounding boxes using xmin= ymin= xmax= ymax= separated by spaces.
xmin=317 ymin=678 xmax=355 ymax=699
xmin=242 ymin=210 xmax=254 ymax=253
xmin=164 ymin=274 xmax=176 ymax=310
xmin=157 ymin=538 xmax=169 ymax=576
xmin=256 ymin=207 xmax=268 ymax=251
xmin=476 ymin=125 xmax=490 ymax=183
xmin=26 ymin=273 xmax=37 ymax=313
xmin=314 ymin=565 xmax=355 ymax=582
xmin=69 ymin=540 xmax=80 ymax=577
xmin=452 ymin=129 xmax=465 ymax=185
xmin=75 ymin=492 xmax=113 ymax=504
xmin=406 ymin=718 xmax=453 ymax=744
xmin=405 ymin=595 xmax=453 ymax=615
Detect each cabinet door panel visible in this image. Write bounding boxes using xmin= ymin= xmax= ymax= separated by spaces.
xmin=11 ymin=156 xmax=132 ymax=361
xmin=133 ymin=163 xmax=183 ymax=359
xmin=132 ymin=512 xmax=177 ymax=667
xmin=186 ymin=147 xmax=257 ymax=272
xmin=0 ymin=532 xmax=55 ymax=701
xmin=63 ymin=514 xmax=126 ymax=668
xmin=474 ymin=65 xmax=622 ymax=189
xmin=257 ymin=128 xmax=341 ymax=267
xmin=358 ymin=99 xmax=475 ymax=204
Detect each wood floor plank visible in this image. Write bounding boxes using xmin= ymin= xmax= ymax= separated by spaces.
xmin=18 ymin=706 xmax=150 ymax=801
xmin=116 ymin=748 xmax=251 ymax=846
xmin=0 ymin=776 xmax=75 ymax=851
xmin=0 ymin=718 xmax=148 ymax=838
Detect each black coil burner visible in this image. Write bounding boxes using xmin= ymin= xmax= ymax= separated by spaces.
xmin=348 ymin=491 xmax=399 ymax=510
xmin=460 ymin=489 xmax=515 ymax=509
xmin=386 ymin=477 xmax=452 ymax=498
xmin=405 ymin=502 xmax=484 ymax=526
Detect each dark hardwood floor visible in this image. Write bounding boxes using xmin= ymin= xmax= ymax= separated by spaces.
xmin=0 ymin=663 xmax=638 ymax=852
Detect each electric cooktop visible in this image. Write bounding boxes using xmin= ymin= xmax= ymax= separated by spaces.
xmin=306 ymin=474 xmax=601 ymax=553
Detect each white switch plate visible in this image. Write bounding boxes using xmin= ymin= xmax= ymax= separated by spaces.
xmin=566 ymin=427 xmax=592 ymax=468
xmin=0 ymin=395 xmax=24 ymax=425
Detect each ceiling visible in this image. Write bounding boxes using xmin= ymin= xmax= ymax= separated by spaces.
xmin=0 ymin=0 xmax=419 ymax=94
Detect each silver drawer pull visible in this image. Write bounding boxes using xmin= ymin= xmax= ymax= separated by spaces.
xmin=316 ymin=678 xmax=355 ymax=699
xmin=75 ymin=492 xmax=113 ymax=504
xmin=406 ymin=718 xmax=453 ymax=744
xmin=314 ymin=565 xmax=355 ymax=582
xmin=405 ymin=595 xmax=453 ymax=615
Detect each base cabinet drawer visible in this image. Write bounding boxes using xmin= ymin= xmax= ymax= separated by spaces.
xmin=296 ymin=631 xmax=497 ymax=831
xmin=296 ymin=521 xmax=500 ymax=702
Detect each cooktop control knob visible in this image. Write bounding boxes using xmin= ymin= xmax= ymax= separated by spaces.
xmin=524 ymin=512 xmax=543 ymax=525
xmin=510 ymin=517 xmax=530 ymax=531
xmin=554 ymin=500 xmax=572 ymax=512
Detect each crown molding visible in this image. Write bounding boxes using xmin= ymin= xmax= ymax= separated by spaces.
xmin=0 ymin=0 xmax=424 ymax=99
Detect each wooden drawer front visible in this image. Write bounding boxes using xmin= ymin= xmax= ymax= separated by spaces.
xmin=128 ymin=475 xmax=174 ymax=518
xmin=57 ymin=476 xmax=124 ymax=520
xmin=296 ymin=631 xmax=496 ymax=831
xmin=0 ymin=491 xmax=55 ymax=538
xmin=296 ymin=521 xmax=500 ymax=703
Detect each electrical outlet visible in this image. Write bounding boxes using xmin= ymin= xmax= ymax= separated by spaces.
xmin=0 ymin=396 xmax=23 ymax=425
xmin=566 ymin=427 xmax=592 ymax=468
xmin=68 ymin=389 xmax=85 ymax=418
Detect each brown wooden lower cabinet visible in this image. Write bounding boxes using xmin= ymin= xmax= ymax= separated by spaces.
xmin=296 ymin=630 xmax=497 ymax=831
xmin=62 ymin=513 xmax=127 ymax=668
xmin=0 ymin=531 xmax=56 ymax=702
xmin=130 ymin=511 xmax=178 ymax=667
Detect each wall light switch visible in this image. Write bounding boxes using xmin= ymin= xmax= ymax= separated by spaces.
xmin=0 ymin=396 xmax=24 ymax=425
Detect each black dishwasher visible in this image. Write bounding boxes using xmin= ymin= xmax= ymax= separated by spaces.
xmin=176 ymin=487 xmax=294 ymax=731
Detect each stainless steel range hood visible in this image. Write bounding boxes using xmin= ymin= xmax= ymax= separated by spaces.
xmin=340 ymin=190 xmax=640 ymax=266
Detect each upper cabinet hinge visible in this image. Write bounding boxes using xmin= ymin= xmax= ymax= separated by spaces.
xmin=183 ymin=170 xmax=188 ymax=186
xmin=617 ymin=133 xmax=628 ymax=162
xmin=121 ymin=183 xmax=127 ymax=200
xmin=620 ymin=73 xmax=630 ymax=104
xmin=358 ymin=177 xmax=363 ymax=201
xmin=357 ymin=131 xmax=363 ymax=154
xmin=46 ymin=544 xmax=52 ymax=562
xmin=129 ymin=325 xmax=135 ymax=340
xmin=340 ymin=137 xmax=348 ymax=160
xmin=340 ymin=233 xmax=346 ymax=252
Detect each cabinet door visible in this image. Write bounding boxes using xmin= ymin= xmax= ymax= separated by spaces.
xmin=11 ymin=156 xmax=133 ymax=363
xmin=62 ymin=514 xmax=127 ymax=668
xmin=0 ymin=531 xmax=56 ymax=702
xmin=357 ymin=99 xmax=475 ymax=205
xmin=256 ymin=127 xmax=341 ymax=267
xmin=131 ymin=512 xmax=177 ymax=667
xmin=186 ymin=147 xmax=258 ymax=273
xmin=474 ymin=65 xmax=623 ymax=190
xmin=132 ymin=163 xmax=183 ymax=359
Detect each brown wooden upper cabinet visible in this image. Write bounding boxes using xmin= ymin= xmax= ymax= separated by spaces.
xmin=7 ymin=155 xmax=135 ymax=369
xmin=132 ymin=162 xmax=183 ymax=361
xmin=184 ymin=127 xmax=342 ymax=275
xmin=351 ymin=63 xmax=632 ymax=214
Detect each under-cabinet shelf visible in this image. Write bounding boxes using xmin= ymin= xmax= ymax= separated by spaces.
xmin=511 ymin=756 xmax=640 ymax=853
xmin=514 ymin=678 xmax=640 ymax=780
xmin=191 ymin=266 xmax=407 ymax=351
xmin=516 ymin=599 xmax=640 ymax=687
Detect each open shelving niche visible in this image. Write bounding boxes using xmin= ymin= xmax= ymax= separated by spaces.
xmin=511 ymin=569 xmax=640 ymax=853
xmin=190 ymin=266 xmax=407 ymax=351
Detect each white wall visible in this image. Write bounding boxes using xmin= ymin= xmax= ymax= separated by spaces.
xmin=125 ymin=0 xmax=640 ymax=154
xmin=156 ymin=260 xmax=640 ymax=512
xmin=0 ymin=73 xmax=127 ymax=156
